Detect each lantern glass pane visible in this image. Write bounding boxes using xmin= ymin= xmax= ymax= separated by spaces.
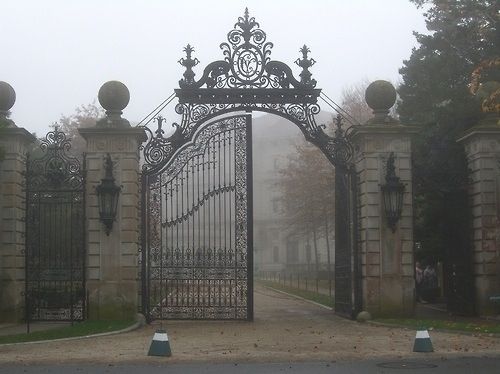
xmin=112 ymin=189 xmax=119 ymax=215
xmin=390 ymin=191 xmax=398 ymax=215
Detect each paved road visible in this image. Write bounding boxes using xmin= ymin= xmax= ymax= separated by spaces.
xmin=1 ymin=357 xmax=499 ymax=373
xmin=1 ymin=286 xmax=499 ymax=365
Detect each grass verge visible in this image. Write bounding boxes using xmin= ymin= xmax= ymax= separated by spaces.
xmin=258 ymin=279 xmax=334 ymax=308
xmin=374 ymin=318 xmax=500 ymax=334
xmin=0 ymin=320 xmax=135 ymax=344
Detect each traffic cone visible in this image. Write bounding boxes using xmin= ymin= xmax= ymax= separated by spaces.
xmin=148 ymin=329 xmax=172 ymax=357
xmin=413 ymin=329 xmax=433 ymax=352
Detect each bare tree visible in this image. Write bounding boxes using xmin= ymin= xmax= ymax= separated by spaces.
xmin=52 ymin=101 xmax=104 ymax=157
xmin=277 ymin=137 xmax=335 ymax=274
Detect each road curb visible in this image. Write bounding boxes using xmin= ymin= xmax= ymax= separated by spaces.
xmin=0 ymin=320 xmax=144 ymax=347
xmin=367 ymin=320 xmax=500 ymax=338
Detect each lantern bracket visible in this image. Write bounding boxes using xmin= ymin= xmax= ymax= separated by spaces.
xmin=96 ymin=153 xmax=121 ymax=235
xmin=381 ymin=152 xmax=405 ymax=233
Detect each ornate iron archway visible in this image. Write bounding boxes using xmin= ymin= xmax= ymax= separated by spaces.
xmin=140 ymin=8 xmax=360 ymax=320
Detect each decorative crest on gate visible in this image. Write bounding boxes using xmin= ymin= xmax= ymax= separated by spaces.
xmin=178 ymin=8 xmax=316 ymax=91
xmin=26 ymin=126 xmax=84 ymax=190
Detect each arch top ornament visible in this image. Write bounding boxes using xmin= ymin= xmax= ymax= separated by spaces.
xmin=141 ymin=8 xmax=354 ymax=175
xmin=176 ymin=7 xmax=319 ymax=100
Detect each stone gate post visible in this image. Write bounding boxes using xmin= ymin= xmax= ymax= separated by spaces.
xmin=0 ymin=82 xmax=36 ymax=322
xmin=79 ymin=81 xmax=146 ymax=320
xmin=458 ymin=115 xmax=500 ymax=315
xmin=351 ymin=81 xmax=418 ymax=317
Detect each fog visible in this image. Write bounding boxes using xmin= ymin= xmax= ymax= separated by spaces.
xmin=2 ymin=0 xmax=427 ymax=136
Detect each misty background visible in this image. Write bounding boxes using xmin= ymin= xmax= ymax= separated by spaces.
xmin=2 ymin=0 xmax=427 ymax=135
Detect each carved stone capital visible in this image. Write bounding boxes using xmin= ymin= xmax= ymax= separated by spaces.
xmin=79 ymin=128 xmax=147 ymax=154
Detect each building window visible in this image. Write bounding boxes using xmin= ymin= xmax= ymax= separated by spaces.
xmin=273 ymin=246 xmax=279 ymax=263
xmin=306 ymin=243 xmax=311 ymax=263
xmin=272 ymin=198 xmax=279 ymax=213
xmin=269 ymin=228 xmax=279 ymax=241
xmin=286 ymin=240 xmax=299 ymax=264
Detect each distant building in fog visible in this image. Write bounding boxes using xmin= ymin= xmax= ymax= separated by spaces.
xmin=252 ymin=113 xmax=335 ymax=275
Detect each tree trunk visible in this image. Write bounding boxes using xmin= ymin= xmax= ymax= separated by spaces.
xmin=324 ymin=210 xmax=332 ymax=297
xmin=312 ymin=227 xmax=319 ymax=274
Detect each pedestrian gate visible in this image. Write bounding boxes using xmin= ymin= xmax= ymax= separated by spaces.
xmin=25 ymin=127 xmax=86 ymax=322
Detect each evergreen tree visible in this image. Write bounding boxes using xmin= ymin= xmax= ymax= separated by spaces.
xmin=398 ymin=0 xmax=498 ymax=313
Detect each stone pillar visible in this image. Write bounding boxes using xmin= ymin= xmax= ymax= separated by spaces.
xmin=79 ymin=81 xmax=146 ymax=320
xmin=0 ymin=82 xmax=36 ymax=322
xmin=458 ymin=117 xmax=500 ymax=315
xmin=351 ymin=81 xmax=418 ymax=317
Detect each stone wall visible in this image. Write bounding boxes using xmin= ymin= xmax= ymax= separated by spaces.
xmin=0 ymin=128 xmax=34 ymax=322
xmin=459 ymin=127 xmax=500 ymax=315
xmin=79 ymin=128 xmax=146 ymax=320
xmin=352 ymin=126 xmax=416 ymax=317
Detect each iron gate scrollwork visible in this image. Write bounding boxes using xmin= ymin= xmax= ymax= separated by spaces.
xmin=25 ymin=127 xmax=86 ymax=321
xmin=142 ymin=115 xmax=253 ymax=320
xmin=140 ymin=8 xmax=359 ymax=320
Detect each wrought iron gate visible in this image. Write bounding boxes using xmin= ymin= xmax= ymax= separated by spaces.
xmin=25 ymin=128 xmax=86 ymax=322
xmin=334 ymin=166 xmax=360 ymax=318
xmin=141 ymin=115 xmax=253 ymax=320
xmin=139 ymin=8 xmax=359 ymax=320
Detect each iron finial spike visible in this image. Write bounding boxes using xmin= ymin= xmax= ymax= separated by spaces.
xmin=184 ymin=44 xmax=195 ymax=58
xmin=179 ymin=44 xmax=200 ymax=86
xmin=155 ymin=115 xmax=165 ymax=138
xmin=336 ymin=113 xmax=342 ymax=128
xmin=334 ymin=114 xmax=345 ymax=139
xmin=300 ymin=44 xmax=310 ymax=57
xmin=295 ymin=44 xmax=316 ymax=87
xmin=244 ymin=7 xmax=249 ymax=20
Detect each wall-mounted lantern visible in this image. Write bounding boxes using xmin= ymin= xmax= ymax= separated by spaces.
xmin=381 ymin=152 xmax=405 ymax=232
xmin=96 ymin=153 xmax=121 ymax=235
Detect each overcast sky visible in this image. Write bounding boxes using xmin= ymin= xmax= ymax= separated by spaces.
xmin=2 ymin=0 xmax=428 ymax=136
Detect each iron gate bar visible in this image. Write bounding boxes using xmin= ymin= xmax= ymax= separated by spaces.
xmin=334 ymin=167 xmax=353 ymax=318
xmin=246 ymin=113 xmax=254 ymax=320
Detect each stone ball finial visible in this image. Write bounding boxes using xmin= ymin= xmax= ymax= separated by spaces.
xmin=365 ymin=80 xmax=397 ymax=113
xmin=0 ymin=81 xmax=16 ymax=113
xmin=98 ymin=80 xmax=130 ymax=113
xmin=365 ymin=80 xmax=398 ymax=124
xmin=96 ymin=81 xmax=131 ymax=128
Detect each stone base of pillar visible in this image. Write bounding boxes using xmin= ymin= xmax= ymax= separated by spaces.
xmin=86 ymin=280 xmax=138 ymax=320
xmin=363 ymin=277 xmax=415 ymax=318
xmin=0 ymin=281 xmax=24 ymax=322
xmin=475 ymin=276 xmax=500 ymax=316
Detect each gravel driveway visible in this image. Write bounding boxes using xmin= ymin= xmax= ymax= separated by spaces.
xmin=1 ymin=285 xmax=499 ymax=364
